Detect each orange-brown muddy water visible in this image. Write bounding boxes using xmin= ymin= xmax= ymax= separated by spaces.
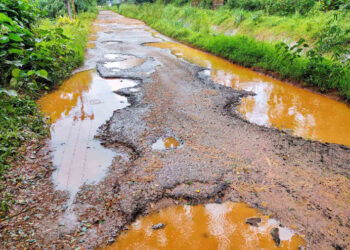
xmin=152 ymin=137 xmax=181 ymax=150
xmin=37 ymin=70 xmax=138 ymax=199
xmin=148 ymin=42 xmax=350 ymax=147
xmin=104 ymin=203 xmax=305 ymax=250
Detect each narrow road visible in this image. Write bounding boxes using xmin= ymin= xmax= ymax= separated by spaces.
xmin=3 ymin=11 xmax=350 ymax=249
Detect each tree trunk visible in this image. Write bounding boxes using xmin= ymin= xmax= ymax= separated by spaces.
xmin=72 ymin=0 xmax=76 ymax=17
xmin=65 ymin=0 xmax=72 ymax=19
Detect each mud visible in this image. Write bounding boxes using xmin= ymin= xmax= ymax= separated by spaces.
xmin=1 ymin=11 xmax=350 ymax=250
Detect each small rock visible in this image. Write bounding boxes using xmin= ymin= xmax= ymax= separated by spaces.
xmin=152 ymin=223 xmax=165 ymax=230
xmin=215 ymin=198 xmax=222 ymax=204
xmin=246 ymin=217 xmax=261 ymax=227
xmin=24 ymin=216 xmax=30 ymax=221
xmin=332 ymin=244 xmax=343 ymax=250
xmin=108 ymin=237 xmax=115 ymax=244
xmin=58 ymin=222 xmax=65 ymax=226
xmin=79 ymin=239 xmax=85 ymax=243
xmin=299 ymin=246 xmax=304 ymax=250
xmin=270 ymin=227 xmax=280 ymax=246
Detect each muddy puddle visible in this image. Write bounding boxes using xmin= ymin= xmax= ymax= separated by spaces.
xmin=152 ymin=137 xmax=181 ymax=150
xmin=104 ymin=202 xmax=305 ymax=249
xmin=37 ymin=70 xmax=138 ymax=200
xmin=103 ymin=54 xmax=146 ymax=70
xmin=147 ymin=42 xmax=350 ymax=147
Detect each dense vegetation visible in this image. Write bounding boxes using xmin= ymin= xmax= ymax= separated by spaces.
xmin=115 ymin=2 xmax=350 ymax=100
xmin=0 ymin=0 xmax=96 ymax=186
xmin=38 ymin=0 xmax=97 ymax=18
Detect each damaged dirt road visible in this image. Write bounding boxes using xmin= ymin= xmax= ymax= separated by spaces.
xmin=2 ymin=11 xmax=350 ymax=249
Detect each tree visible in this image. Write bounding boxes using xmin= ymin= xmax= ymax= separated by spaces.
xmin=65 ymin=0 xmax=72 ymax=19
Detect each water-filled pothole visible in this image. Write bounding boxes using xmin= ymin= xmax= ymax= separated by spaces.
xmin=104 ymin=202 xmax=306 ymax=249
xmin=103 ymin=41 xmax=122 ymax=45
xmin=147 ymin=42 xmax=350 ymax=147
xmin=152 ymin=137 xmax=181 ymax=150
xmin=37 ymin=70 xmax=139 ymax=202
xmin=104 ymin=55 xmax=146 ymax=70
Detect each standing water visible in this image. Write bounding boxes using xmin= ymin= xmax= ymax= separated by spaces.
xmin=147 ymin=42 xmax=350 ymax=147
xmin=37 ymin=70 xmax=138 ymax=202
xmin=103 ymin=202 xmax=305 ymax=249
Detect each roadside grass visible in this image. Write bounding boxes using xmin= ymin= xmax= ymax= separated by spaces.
xmin=115 ymin=3 xmax=350 ymax=100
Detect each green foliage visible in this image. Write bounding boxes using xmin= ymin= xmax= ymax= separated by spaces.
xmin=314 ymin=14 xmax=350 ymax=58
xmin=0 ymin=0 xmax=95 ymax=96
xmin=226 ymin=0 xmax=317 ymax=15
xmin=37 ymin=0 xmax=66 ymax=18
xmin=37 ymin=0 xmax=98 ymax=18
xmin=75 ymin=0 xmax=98 ymax=13
xmin=117 ymin=3 xmax=350 ymax=100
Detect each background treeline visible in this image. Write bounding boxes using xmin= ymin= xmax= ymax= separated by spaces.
xmin=37 ymin=0 xmax=97 ymax=18
xmin=0 ymin=0 xmax=96 ymax=182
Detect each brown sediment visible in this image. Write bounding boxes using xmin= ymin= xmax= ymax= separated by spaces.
xmin=104 ymin=202 xmax=305 ymax=249
xmin=147 ymin=42 xmax=350 ymax=147
xmin=89 ymin=34 xmax=98 ymax=41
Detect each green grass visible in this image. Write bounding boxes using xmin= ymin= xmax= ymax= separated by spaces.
xmin=114 ymin=3 xmax=350 ymax=100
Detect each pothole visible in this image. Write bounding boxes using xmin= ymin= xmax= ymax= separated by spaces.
xmin=104 ymin=202 xmax=306 ymax=249
xmin=152 ymin=137 xmax=182 ymax=150
xmin=104 ymin=54 xmax=127 ymax=60
xmin=103 ymin=41 xmax=122 ymax=45
xmin=37 ymin=70 xmax=139 ymax=204
xmin=104 ymin=55 xmax=146 ymax=70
